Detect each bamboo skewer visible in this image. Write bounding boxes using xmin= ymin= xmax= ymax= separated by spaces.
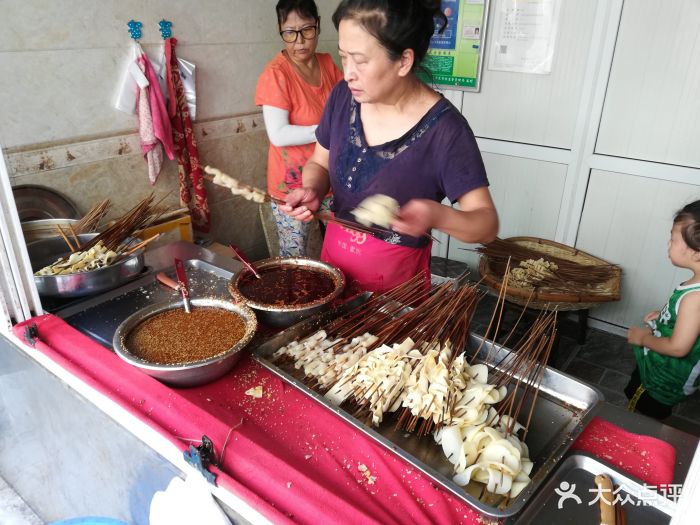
xmin=203 ymin=168 xmax=441 ymax=243
xmin=76 ymin=199 xmax=110 ymax=233
xmin=68 ymin=223 xmax=82 ymax=250
xmin=474 ymin=238 xmax=620 ymax=297
xmin=40 ymin=195 xmax=164 ymax=276
xmin=56 ymin=224 xmax=76 ymax=253
xmin=273 ymin=267 xmax=558 ymax=501
xmin=121 ymin=233 xmax=161 ymax=258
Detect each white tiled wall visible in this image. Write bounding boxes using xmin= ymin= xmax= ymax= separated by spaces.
xmin=0 ymin=0 xmax=340 ymax=148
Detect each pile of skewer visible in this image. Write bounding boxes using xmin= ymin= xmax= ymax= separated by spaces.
xmin=477 ymin=237 xmax=619 ymax=295
xmin=271 ymin=268 xmax=558 ymax=501
xmin=38 ymin=195 xmax=164 ymax=276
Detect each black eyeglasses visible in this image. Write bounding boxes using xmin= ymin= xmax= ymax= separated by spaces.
xmin=279 ymin=25 xmax=318 ymax=43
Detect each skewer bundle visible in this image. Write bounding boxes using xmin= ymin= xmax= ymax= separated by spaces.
xmin=75 ymin=199 xmax=111 ymax=233
xmin=272 ymin=274 xmax=430 ymax=389
xmin=477 ymin=237 xmax=619 ymax=295
xmin=271 ymin=269 xmax=556 ymax=500
xmin=36 ymin=195 xmax=163 ymax=276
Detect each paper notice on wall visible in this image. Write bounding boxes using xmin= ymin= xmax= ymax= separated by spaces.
xmin=487 ymin=0 xmax=561 ymax=74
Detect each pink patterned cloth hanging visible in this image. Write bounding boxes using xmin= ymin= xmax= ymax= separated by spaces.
xmin=135 ymin=59 xmax=164 ymax=184
xmin=138 ymin=53 xmax=175 ymax=160
xmin=165 ymin=38 xmax=210 ymax=232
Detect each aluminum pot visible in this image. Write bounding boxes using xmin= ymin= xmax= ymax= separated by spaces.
xmin=228 ymin=257 xmax=345 ymax=328
xmin=27 ymin=233 xmax=145 ymax=298
xmin=112 ymin=298 xmax=257 ymax=387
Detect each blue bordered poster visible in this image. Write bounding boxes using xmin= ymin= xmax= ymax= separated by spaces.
xmin=420 ymin=0 xmax=489 ymax=92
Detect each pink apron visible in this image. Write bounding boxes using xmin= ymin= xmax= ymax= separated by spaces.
xmin=321 ymin=222 xmax=431 ymax=293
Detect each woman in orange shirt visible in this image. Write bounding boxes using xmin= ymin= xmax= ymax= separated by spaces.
xmin=255 ymin=0 xmax=343 ymax=256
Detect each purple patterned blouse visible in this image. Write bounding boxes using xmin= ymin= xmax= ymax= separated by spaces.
xmin=316 ymin=81 xmax=489 ymax=248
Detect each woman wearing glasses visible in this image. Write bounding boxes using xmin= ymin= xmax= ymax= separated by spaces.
xmin=281 ymin=0 xmax=498 ymax=292
xmin=255 ymin=0 xmax=343 ymax=257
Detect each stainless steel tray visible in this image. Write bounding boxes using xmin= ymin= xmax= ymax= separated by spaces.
xmin=515 ymin=452 xmax=675 ymax=524
xmin=252 ymin=310 xmax=603 ymax=520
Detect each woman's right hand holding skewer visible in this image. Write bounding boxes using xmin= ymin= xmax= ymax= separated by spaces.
xmin=281 ymin=187 xmax=322 ymax=223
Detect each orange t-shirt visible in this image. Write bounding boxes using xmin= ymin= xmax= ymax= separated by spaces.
xmin=255 ymin=52 xmax=343 ymax=200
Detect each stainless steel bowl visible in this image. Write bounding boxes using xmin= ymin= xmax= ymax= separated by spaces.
xmin=27 ymin=233 xmax=145 ymax=298
xmin=112 ymin=298 xmax=258 ymax=387
xmin=22 ymin=218 xmax=82 ymax=243
xmin=228 ymin=257 xmax=345 ymax=328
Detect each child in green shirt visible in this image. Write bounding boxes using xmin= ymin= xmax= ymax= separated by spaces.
xmin=626 ymin=199 xmax=700 ymax=419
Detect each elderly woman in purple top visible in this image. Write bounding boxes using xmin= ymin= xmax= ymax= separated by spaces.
xmin=281 ymin=0 xmax=498 ymax=293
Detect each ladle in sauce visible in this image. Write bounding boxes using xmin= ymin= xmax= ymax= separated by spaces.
xmin=230 ymin=244 xmax=261 ymax=279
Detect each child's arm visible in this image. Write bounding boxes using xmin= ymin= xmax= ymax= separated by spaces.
xmin=628 ymin=293 xmax=700 ymax=357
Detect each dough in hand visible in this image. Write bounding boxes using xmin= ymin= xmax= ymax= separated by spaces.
xmin=351 ymin=194 xmax=399 ymax=228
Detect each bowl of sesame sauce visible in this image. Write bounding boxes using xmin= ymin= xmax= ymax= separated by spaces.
xmin=112 ymin=298 xmax=257 ymax=387
xmin=228 ymin=257 xmax=345 ymax=327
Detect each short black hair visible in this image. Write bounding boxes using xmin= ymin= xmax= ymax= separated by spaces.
xmin=276 ymin=0 xmax=320 ymax=27
xmin=332 ymin=0 xmax=447 ymax=70
xmin=674 ymin=200 xmax=700 ymax=252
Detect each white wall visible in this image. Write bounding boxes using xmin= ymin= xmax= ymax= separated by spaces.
xmin=577 ymin=171 xmax=698 ymax=327
xmin=0 ymin=0 xmax=340 ymax=148
xmin=446 ymin=0 xmax=700 ymax=331
xmin=596 ymin=0 xmax=700 ymax=168
xmin=462 ymin=0 xmax=598 ymax=148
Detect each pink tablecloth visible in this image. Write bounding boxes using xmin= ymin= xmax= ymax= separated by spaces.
xmin=572 ymin=416 xmax=676 ymax=488
xmin=12 ymin=315 xmax=676 ymax=524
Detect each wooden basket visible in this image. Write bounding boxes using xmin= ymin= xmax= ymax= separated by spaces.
xmin=478 ymin=237 xmax=621 ymax=311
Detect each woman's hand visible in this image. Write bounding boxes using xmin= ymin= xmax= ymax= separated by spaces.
xmin=628 ymin=326 xmax=651 ymax=346
xmin=391 ymin=199 xmax=437 ymax=237
xmin=392 ymin=187 xmax=498 ymax=243
xmin=643 ymin=310 xmax=661 ymax=323
xmin=390 ymin=188 xmax=499 ymax=244
xmin=280 ymin=188 xmax=321 ymax=222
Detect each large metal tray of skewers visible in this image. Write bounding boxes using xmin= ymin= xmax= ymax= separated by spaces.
xmin=252 ymin=275 xmax=603 ymax=520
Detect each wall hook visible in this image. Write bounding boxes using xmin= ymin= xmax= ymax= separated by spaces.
xmin=127 ymin=20 xmax=143 ymax=40
xmin=159 ymin=19 xmax=173 ymax=39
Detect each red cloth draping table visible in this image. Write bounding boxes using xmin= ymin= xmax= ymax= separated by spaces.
xmin=12 ymin=315 xmax=676 ymax=524
xmin=572 ymin=416 xmax=676 ymax=488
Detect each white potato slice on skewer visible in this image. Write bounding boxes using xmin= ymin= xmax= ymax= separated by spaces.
xmin=205 ymin=165 xmax=267 ymax=203
xmin=351 ymin=194 xmax=400 ymax=228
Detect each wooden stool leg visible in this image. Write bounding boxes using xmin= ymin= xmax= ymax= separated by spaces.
xmin=577 ymin=309 xmax=589 ymax=344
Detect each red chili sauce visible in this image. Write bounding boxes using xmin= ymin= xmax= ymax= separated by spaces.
xmin=238 ymin=265 xmax=335 ymax=306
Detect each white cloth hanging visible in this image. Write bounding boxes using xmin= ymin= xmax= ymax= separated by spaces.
xmin=114 ymin=42 xmax=148 ymax=115
xmin=153 ymin=49 xmax=198 ymax=120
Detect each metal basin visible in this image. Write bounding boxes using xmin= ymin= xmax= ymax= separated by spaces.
xmin=112 ymin=298 xmax=257 ymax=387
xmin=228 ymin=257 xmax=345 ymax=328
xmin=27 ymin=233 xmax=145 ymax=298
xmin=22 ymin=218 xmax=81 ymax=243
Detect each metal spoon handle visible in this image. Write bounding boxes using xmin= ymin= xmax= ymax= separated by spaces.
xmin=174 ymin=258 xmax=192 ymax=313
xmin=229 ymin=244 xmax=261 ymax=279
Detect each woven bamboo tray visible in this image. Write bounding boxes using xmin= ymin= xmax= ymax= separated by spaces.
xmin=478 ymin=237 xmax=621 ymax=311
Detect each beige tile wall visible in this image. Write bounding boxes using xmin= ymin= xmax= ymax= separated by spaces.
xmin=7 ymin=113 xmax=273 ymax=261
xmin=0 ymin=0 xmax=343 ymax=261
